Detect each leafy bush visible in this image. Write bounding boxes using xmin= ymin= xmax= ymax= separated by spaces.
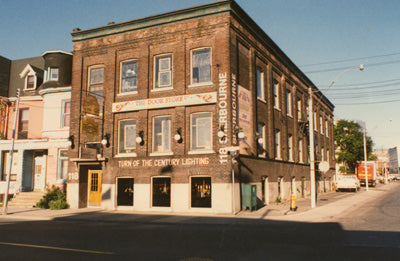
xmin=36 ymin=186 xmax=69 ymax=210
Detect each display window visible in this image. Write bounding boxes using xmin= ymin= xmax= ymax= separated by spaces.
xmin=191 ymin=177 xmax=211 ymax=208
xmin=152 ymin=177 xmax=171 ymax=207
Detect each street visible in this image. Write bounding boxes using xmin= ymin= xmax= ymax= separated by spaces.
xmin=0 ymin=184 xmax=399 ymax=260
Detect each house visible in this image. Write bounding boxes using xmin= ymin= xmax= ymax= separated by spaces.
xmin=68 ymin=0 xmax=335 ymax=213
xmin=0 ymin=51 xmax=72 ymax=202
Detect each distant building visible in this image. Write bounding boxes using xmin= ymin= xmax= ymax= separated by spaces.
xmin=68 ymin=0 xmax=335 ymax=213
xmin=372 ymin=149 xmax=389 ymax=174
xmin=388 ymin=147 xmax=400 ymax=173
xmin=0 ymin=51 xmax=72 ymax=201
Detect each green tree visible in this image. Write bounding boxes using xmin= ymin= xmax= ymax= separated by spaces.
xmin=334 ymin=120 xmax=375 ymax=174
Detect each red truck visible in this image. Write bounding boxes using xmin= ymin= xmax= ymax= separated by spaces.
xmin=356 ymin=161 xmax=377 ymax=187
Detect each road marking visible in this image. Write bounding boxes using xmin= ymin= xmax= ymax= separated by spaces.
xmin=0 ymin=242 xmax=114 ymax=255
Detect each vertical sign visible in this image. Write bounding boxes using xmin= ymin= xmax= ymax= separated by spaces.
xmin=238 ymin=86 xmax=252 ymax=155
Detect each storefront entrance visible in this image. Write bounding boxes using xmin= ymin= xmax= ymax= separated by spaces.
xmin=88 ymin=170 xmax=102 ymax=207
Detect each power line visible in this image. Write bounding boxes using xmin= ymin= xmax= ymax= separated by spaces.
xmin=335 ymin=99 xmax=400 ymax=105
xmin=305 ymin=59 xmax=400 ymax=74
xmin=329 ymin=90 xmax=400 ymax=99
xmin=329 ymin=78 xmax=400 ymax=87
xmin=300 ymin=52 xmax=400 ymax=68
xmin=326 ymin=82 xmax=400 ymax=92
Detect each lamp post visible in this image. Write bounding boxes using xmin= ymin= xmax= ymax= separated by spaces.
xmin=308 ymin=64 xmax=364 ymax=208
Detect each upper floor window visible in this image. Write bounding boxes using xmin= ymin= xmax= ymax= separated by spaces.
xmin=191 ymin=48 xmax=211 ymax=85
xmin=274 ymin=129 xmax=281 ymax=160
xmin=256 ymin=67 xmax=264 ymax=100
xmin=273 ymin=80 xmax=280 ymax=109
xmin=26 ymin=75 xmax=35 ymax=90
xmin=320 ymin=116 xmax=324 ymax=134
xmin=191 ymin=113 xmax=212 ymax=152
xmin=121 ymin=60 xmax=137 ymax=93
xmin=45 ymin=67 xmax=59 ymax=82
xmin=155 ymin=55 xmax=172 ymax=89
xmin=297 ymin=97 xmax=302 ymax=121
xmin=313 ymin=112 xmax=317 ymax=131
xmin=18 ymin=109 xmax=29 ymax=139
xmin=88 ymin=66 xmax=104 ymax=115
xmin=153 ymin=116 xmax=171 ymax=154
xmin=118 ymin=120 xmax=137 ymax=155
xmin=325 ymin=120 xmax=329 ymax=137
xmin=61 ymin=100 xmax=71 ymax=128
xmin=286 ymin=89 xmax=292 ymax=116
xmin=298 ymin=139 xmax=303 ymax=163
xmin=257 ymin=123 xmax=266 ymax=157
xmin=288 ymin=134 xmax=293 ymax=161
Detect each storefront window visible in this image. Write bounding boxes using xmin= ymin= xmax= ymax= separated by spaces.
xmin=117 ymin=178 xmax=134 ymax=206
xmin=152 ymin=177 xmax=171 ymax=207
xmin=191 ymin=177 xmax=211 ymax=208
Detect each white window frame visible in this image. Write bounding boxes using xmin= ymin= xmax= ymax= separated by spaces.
xmin=320 ymin=116 xmax=324 ymax=134
xmin=190 ymin=47 xmax=212 ymax=86
xmin=61 ymin=100 xmax=71 ymax=128
xmin=298 ymin=139 xmax=303 ymax=163
xmin=57 ymin=149 xmax=68 ymax=181
xmin=321 ymin=147 xmax=325 ymax=161
xmin=151 ymin=116 xmax=172 ymax=155
xmin=24 ymin=74 xmax=37 ymax=90
xmin=274 ymin=129 xmax=281 ymax=160
xmin=325 ymin=120 xmax=329 ymax=137
xmin=154 ymin=54 xmax=172 ymax=90
xmin=45 ymin=67 xmax=59 ymax=82
xmin=297 ymin=97 xmax=302 ymax=121
xmin=256 ymin=67 xmax=265 ymax=101
xmin=273 ymin=80 xmax=280 ymax=109
xmin=117 ymin=119 xmax=137 ymax=156
xmin=190 ymin=112 xmax=213 ymax=153
xmin=120 ymin=60 xmax=138 ymax=94
xmin=313 ymin=112 xmax=317 ymax=131
xmin=258 ymin=123 xmax=266 ymax=158
xmin=288 ymin=134 xmax=293 ymax=162
xmin=286 ymin=88 xmax=292 ymax=116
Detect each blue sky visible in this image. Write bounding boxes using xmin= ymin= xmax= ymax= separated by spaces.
xmin=1 ymin=0 xmax=399 ymax=149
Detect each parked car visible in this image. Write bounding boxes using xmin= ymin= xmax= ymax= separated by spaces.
xmin=335 ymin=174 xmax=360 ymax=192
xmin=377 ymin=174 xmax=384 ymax=184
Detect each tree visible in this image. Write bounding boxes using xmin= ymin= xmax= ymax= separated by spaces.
xmin=334 ymin=120 xmax=375 ymax=174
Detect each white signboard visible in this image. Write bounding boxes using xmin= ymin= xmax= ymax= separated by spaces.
xmin=238 ymin=86 xmax=252 ymax=155
xmin=112 ymin=92 xmax=217 ymax=113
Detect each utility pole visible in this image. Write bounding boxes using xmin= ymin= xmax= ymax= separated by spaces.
xmin=363 ymin=128 xmax=369 ymax=192
xmin=308 ymin=87 xmax=316 ymax=208
xmin=2 ymin=89 xmax=20 ymax=215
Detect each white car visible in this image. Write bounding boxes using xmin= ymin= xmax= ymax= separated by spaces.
xmin=335 ymin=175 xmax=360 ymax=192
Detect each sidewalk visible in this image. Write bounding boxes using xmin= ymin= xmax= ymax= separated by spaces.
xmin=1 ymin=182 xmax=399 ymax=224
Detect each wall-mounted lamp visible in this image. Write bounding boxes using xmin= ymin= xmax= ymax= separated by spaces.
xmin=101 ymin=133 xmax=111 ymax=148
xmin=174 ymin=128 xmax=183 ymax=143
xmin=254 ymin=132 xmax=264 ymax=144
xmin=136 ymin=130 xmax=144 ymax=146
xmin=67 ymin=135 xmax=75 ymax=149
xmin=218 ymin=125 xmax=226 ymax=141
xmin=233 ymin=125 xmax=245 ymax=139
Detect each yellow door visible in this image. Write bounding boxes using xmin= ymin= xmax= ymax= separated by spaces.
xmin=88 ymin=170 xmax=102 ymax=207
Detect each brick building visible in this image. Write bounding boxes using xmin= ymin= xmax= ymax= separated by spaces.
xmin=68 ymin=0 xmax=335 ymax=213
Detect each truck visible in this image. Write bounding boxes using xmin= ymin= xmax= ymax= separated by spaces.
xmin=356 ymin=161 xmax=377 ymax=187
xmin=335 ymin=174 xmax=360 ymax=192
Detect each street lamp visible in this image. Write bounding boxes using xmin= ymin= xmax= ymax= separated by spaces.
xmin=308 ymin=64 xmax=364 ymax=209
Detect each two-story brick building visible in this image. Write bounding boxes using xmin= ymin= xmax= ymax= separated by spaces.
xmin=68 ymin=0 xmax=335 ymax=213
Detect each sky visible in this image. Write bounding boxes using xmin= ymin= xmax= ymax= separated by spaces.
xmin=1 ymin=0 xmax=399 ymax=150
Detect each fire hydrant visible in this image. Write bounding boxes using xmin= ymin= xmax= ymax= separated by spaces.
xmin=290 ymin=193 xmax=297 ymax=211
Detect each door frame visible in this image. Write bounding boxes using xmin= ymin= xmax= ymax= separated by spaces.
xmin=87 ymin=169 xmax=102 ymax=207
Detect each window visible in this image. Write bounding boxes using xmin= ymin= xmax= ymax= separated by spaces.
xmin=298 ymin=139 xmax=303 ymax=163
xmin=18 ymin=109 xmax=29 ymax=139
xmin=321 ymin=148 xmax=325 ymax=161
xmin=288 ymin=134 xmax=293 ymax=161
xmin=155 ymin=55 xmax=172 ymax=89
xmin=26 ymin=75 xmax=35 ymax=90
xmin=325 ymin=120 xmax=329 ymax=137
xmin=121 ymin=60 xmax=137 ymax=93
xmin=297 ymin=97 xmax=302 ymax=121
xmin=152 ymin=177 xmax=171 ymax=207
xmin=273 ymin=80 xmax=280 ymax=109
xmin=153 ymin=116 xmax=171 ymax=153
xmin=257 ymin=123 xmax=266 ymax=157
xmin=327 ymin=150 xmax=330 ymax=164
xmin=118 ymin=120 xmax=136 ymax=154
xmin=62 ymin=100 xmax=71 ymax=128
xmin=286 ymin=89 xmax=292 ymax=116
xmin=57 ymin=149 xmax=68 ymax=180
xmin=191 ymin=113 xmax=212 ymax=151
xmin=191 ymin=48 xmax=211 ymax=84
xmin=45 ymin=67 xmax=59 ymax=82
xmin=313 ymin=112 xmax=317 ymax=130
xmin=256 ymin=67 xmax=264 ymax=100
xmin=274 ymin=129 xmax=281 ymax=160
xmin=1 ymin=151 xmax=18 ymax=181
xmin=191 ymin=177 xmax=211 ymax=208
xmin=117 ymin=178 xmax=134 ymax=206
xmin=88 ymin=66 xmax=104 ymax=115
xmin=320 ymin=116 xmax=324 ymax=134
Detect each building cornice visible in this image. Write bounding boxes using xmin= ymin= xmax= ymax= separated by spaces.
xmin=8 ymin=96 xmax=43 ymax=102
xmin=39 ymin=86 xmax=72 ymax=95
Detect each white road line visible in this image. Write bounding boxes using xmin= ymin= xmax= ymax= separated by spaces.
xmin=0 ymin=242 xmax=114 ymax=255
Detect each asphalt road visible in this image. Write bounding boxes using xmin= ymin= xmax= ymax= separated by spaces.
xmin=0 ymin=186 xmax=399 ymax=260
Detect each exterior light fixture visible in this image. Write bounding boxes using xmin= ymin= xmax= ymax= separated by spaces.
xmin=234 ymin=125 xmax=245 ymax=139
xmin=101 ymin=133 xmax=111 ymax=147
xmin=218 ymin=125 xmax=226 ymax=141
xmin=136 ymin=130 xmax=144 ymax=146
xmin=174 ymin=128 xmax=183 ymax=143
xmin=67 ymin=135 xmax=75 ymax=149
